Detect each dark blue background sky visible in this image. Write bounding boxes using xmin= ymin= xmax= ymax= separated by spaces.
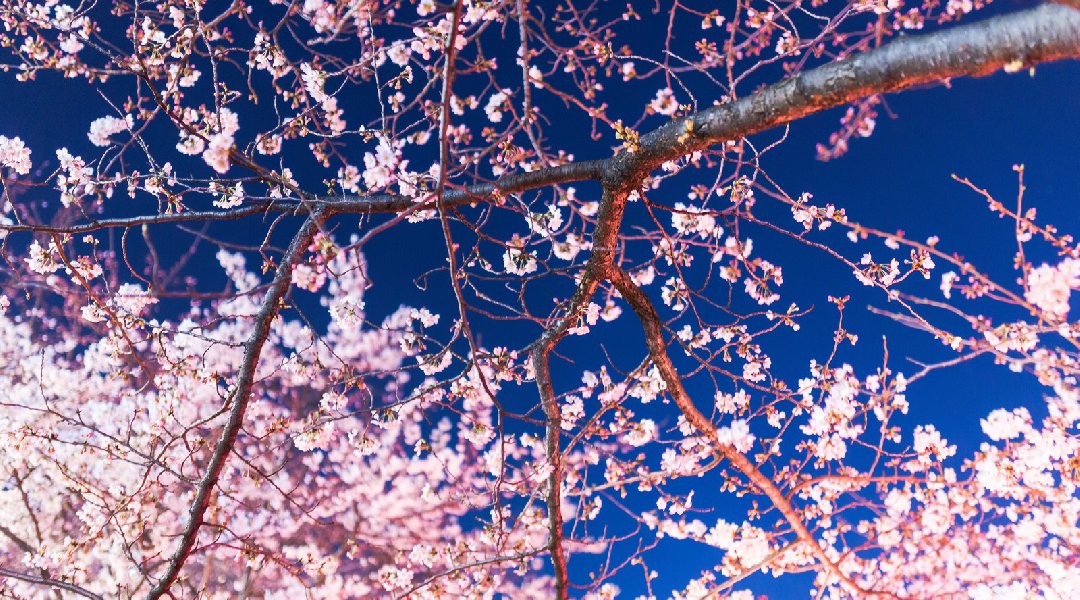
xmin=1 ymin=2 xmax=1077 ymax=596
xmin=535 ymin=55 xmax=1080 ymax=598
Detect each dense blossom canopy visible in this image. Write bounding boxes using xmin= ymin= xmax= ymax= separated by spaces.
xmin=0 ymin=0 xmax=1078 ymax=598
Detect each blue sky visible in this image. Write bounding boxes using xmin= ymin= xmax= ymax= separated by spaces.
xmin=0 ymin=1 xmax=1077 ymax=596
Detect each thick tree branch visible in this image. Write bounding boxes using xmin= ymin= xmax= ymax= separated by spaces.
xmin=526 ymin=183 xmax=636 ymax=597
xmin=519 ymin=9 xmax=1080 ymax=587
xmin=605 ymin=2 xmax=1080 ymax=186
xmin=324 ymin=158 xmax=607 ymax=214
xmin=527 ymin=16 xmax=1080 ymax=580
xmin=145 ymin=212 xmax=325 ymax=599
xmin=532 ymin=348 xmax=570 ymax=600
xmin=578 ymin=19 xmax=1080 ymax=592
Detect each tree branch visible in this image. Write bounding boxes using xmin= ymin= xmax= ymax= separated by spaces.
xmin=608 ymin=267 xmax=895 ymax=598
xmin=145 ymin=211 xmax=326 ymax=599
xmin=604 ymin=3 xmax=1080 ymax=186
xmin=525 ymin=179 xmax=641 ymax=596
xmin=0 ymin=160 xmax=606 ymax=235
xmin=0 ymin=565 xmax=105 ymax=600
xmin=532 ymin=347 xmax=570 ymax=599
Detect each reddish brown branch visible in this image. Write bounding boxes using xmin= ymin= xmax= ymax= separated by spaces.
xmin=532 ymin=348 xmax=570 ymax=599
xmin=517 ymin=10 xmax=1080 ymax=590
xmin=608 ymin=267 xmax=896 ymax=598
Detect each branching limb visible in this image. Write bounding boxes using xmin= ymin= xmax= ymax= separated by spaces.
xmin=532 ymin=348 xmax=570 ymax=599
xmin=525 ymin=183 xmax=636 ymax=594
xmin=522 ymin=12 xmax=1080 ymax=590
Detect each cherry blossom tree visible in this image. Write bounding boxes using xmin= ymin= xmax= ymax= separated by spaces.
xmin=0 ymin=0 xmax=1078 ymax=597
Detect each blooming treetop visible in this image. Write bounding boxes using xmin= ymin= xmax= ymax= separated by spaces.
xmin=0 ymin=0 xmax=1078 ymax=598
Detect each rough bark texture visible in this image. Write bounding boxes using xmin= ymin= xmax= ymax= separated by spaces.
xmin=605 ymin=3 xmax=1080 ymax=187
